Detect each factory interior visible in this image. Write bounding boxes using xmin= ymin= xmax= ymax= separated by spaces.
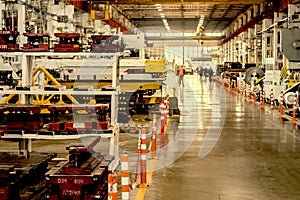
xmin=0 ymin=0 xmax=300 ymax=199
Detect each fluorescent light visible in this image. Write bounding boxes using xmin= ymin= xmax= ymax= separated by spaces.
xmin=155 ymin=4 xmax=162 ymax=9
xmin=157 ymin=8 xmax=163 ymax=12
xmin=160 ymin=13 xmax=165 ymax=18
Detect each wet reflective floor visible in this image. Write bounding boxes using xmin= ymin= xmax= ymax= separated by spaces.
xmin=142 ymin=75 xmax=300 ymax=200
xmin=0 ymin=75 xmax=300 ymax=200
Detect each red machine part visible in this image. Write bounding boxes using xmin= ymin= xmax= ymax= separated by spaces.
xmin=0 ymin=153 xmax=55 ymax=200
xmin=48 ymin=143 xmax=110 ymax=200
xmin=49 ymin=171 xmax=107 ymax=200
xmin=0 ymin=30 xmax=19 ymax=52
xmin=0 ymin=125 xmax=8 ymax=135
xmin=0 ymin=104 xmax=110 ymax=135
xmin=54 ymin=33 xmax=82 ymax=52
xmin=22 ymin=33 xmax=50 ymax=52
xmin=90 ymin=35 xmax=125 ymax=52
xmin=4 ymin=106 xmax=42 ymax=131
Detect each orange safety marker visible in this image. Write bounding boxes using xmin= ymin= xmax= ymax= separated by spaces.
xmin=270 ymin=89 xmax=274 ymax=110
xmin=240 ymin=81 xmax=243 ymax=95
xmin=243 ymin=83 xmax=247 ymax=98
xmin=234 ymin=80 xmax=237 ymax=93
xmin=160 ymin=102 xmax=166 ymax=135
xmin=164 ymin=94 xmax=169 ymax=125
xmin=253 ymin=86 xmax=257 ymax=103
xmin=248 ymin=84 xmax=251 ymax=100
xmin=133 ymin=130 xmax=141 ymax=185
xmin=137 ymin=128 xmax=149 ymax=188
xmin=108 ymin=173 xmax=118 ymax=200
xmin=260 ymin=86 xmax=263 ymax=105
xmin=121 ymin=154 xmax=130 ymax=200
xmin=280 ymin=91 xmax=284 ymax=123
xmin=292 ymin=92 xmax=298 ymax=123
xmin=262 ymin=89 xmax=265 ymax=107
xmin=151 ymin=114 xmax=158 ymax=159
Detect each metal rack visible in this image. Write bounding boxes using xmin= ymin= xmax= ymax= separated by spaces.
xmin=0 ymin=52 xmax=121 ymax=170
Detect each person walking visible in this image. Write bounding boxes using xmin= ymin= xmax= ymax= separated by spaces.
xmin=208 ymin=67 xmax=214 ymax=83
xmin=177 ymin=65 xmax=186 ymax=87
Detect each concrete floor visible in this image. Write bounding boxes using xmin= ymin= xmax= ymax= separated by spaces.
xmin=141 ymin=75 xmax=300 ymax=200
xmin=1 ymin=75 xmax=300 ymax=200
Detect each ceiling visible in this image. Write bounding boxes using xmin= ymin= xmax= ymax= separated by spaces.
xmin=106 ymin=0 xmax=264 ymax=33
xmin=118 ymin=4 xmax=250 ymax=33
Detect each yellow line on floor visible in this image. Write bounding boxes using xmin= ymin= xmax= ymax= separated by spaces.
xmin=135 ymin=159 xmax=157 ymax=200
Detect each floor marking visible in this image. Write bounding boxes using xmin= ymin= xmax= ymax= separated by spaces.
xmin=135 ymin=159 xmax=157 ymax=200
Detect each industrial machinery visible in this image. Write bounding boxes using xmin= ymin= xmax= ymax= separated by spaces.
xmin=54 ymin=33 xmax=82 ymax=52
xmin=0 ymin=30 xmax=19 ymax=51
xmin=244 ymin=67 xmax=265 ymax=85
xmin=221 ymin=62 xmax=254 ymax=90
xmin=0 ymin=0 xmax=22 ymax=52
xmin=0 ymin=104 xmax=111 ymax=136
xmin=118 ymin=58 xmax=165 ymax=123
xmin=281 ymin=28 xmax=300 ymax=108
xmin=22 ymin=33 xmax=50 ymax=52
xmin=46 ymin=142 xmax=112 ymax=200
xmin=0 ymin=69 xmax=15 ymax=88
xmin=91 ymin=35 xmax=125 ymax=53
xmin=0 ymin=152 xmax=56 ymax=200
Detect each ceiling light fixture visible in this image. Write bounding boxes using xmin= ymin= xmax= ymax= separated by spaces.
xmin=156 ymin=4 xmax=171 ymax=32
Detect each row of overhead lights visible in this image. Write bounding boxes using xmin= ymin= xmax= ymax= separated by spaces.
xmin=155 ymin=4 xmax=171 ymax=32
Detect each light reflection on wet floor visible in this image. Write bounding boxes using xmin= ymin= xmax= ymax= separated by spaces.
xmin=141 ymin=75 xmax=300 ymax=200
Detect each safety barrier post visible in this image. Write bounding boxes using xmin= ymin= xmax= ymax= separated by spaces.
xmin=160 ymin=102 xmax=166 ymax=135
xmin=253 ymin=87 xmax=257 ymax=103
xmin=243 ymin=82 xmax=247 ymax=98
xmin=280 ymin=91 xmax=284 ymax=123
xmin=239 ymin=81 xmax=242 ymax=95
xmin=270 ymin=89 xmax=274 ymax=110
xmin=292 ymin=92 xmax=298 ymax=123
xmin=233 ymin=80 xmax=237 ymax=93
xmin=260 ymin=86 xmax=263 ymax=105
xmin=164 ymin=94 xmax=169 ymax=125
xmin=138 ymin=128 xmax=149 ymax=188
xmin=262 ymin=89 xmax=265 ymax=107
xmin=151 ymin=114 xmax=158 ymax=159
xmin=108 ymin=173 xmax=118 ymax=200
xmin=248 ymin=84 xmax=251 ymax=101
xmin=121 ymin=153 xmax=130 ymax=200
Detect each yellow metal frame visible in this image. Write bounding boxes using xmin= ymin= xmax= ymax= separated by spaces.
xmin=31 ymin=66 xmax=79 ymax=104
xmin=1 ymin=66 xmax=79 ymax=105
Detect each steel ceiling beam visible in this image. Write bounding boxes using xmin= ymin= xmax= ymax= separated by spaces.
xmin=131 ymin=18 xmax=236 ymax=21
xmin=91 ymin=0 xmax=263 ymax=5
xmin=146 ymin=35 xmax=225 ymax=40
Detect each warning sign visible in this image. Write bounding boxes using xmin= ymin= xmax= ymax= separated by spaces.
xmin=199 ymin=25 xmax=205 ymax=32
